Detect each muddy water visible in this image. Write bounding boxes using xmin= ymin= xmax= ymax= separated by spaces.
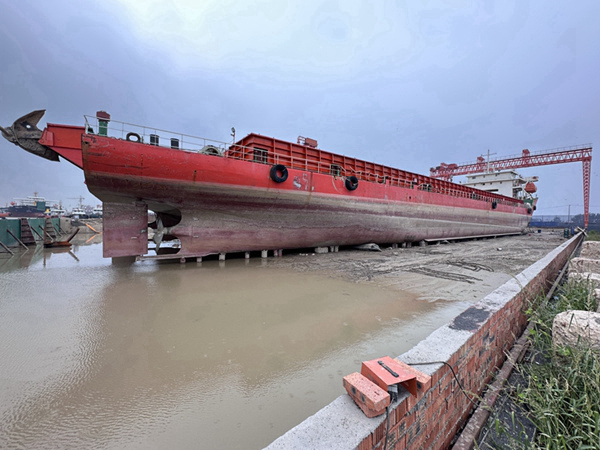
xmin=0 ymin=240 xmax=470 ymax=449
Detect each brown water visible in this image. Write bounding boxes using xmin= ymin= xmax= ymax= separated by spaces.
xmin=0 ymin=240 xmax=470 ymax=449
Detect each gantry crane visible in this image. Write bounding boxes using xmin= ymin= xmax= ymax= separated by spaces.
xmin=429 ymin=144 xmax=593 ymax=227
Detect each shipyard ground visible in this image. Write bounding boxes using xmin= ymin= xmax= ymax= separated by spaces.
xmin=274 ymin=228 xmax=566 ymax=305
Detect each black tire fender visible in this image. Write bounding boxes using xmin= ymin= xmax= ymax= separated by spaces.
xmin=126 ymin=132 xmax=141 ymax=142
xmin=270 ymin=164 xmax=288 ymax=183
xmin=345 ymin=176 xmax=359 ymax=191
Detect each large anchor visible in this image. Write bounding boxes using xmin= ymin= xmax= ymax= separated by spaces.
xmin=0 ymin=110 xmax=60 ymax=161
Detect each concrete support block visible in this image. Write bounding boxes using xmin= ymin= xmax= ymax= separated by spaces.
xmin=570 ymin=257 xmax=600 ymax=274
xmin=418 ymin=240 xmax=427 ymax=247
xmin=179 ymin=257 xmax=186 ymax=264
xmin=568 ymin=271 xmax=600 ymax=285
xmin=553 ymin=310 xmax=600 ymax=352
xmin=315 ymin=246 xmax=329 ymax=254
xmin=343 ymin=372 xmax=390 ymax=418
xmin=219 ymin=252 xmax=226 ymax=261
xmin=401 ymin=242 xmax=407 ymax=248
xmin=261 ymin=250 xmax=268 ymax=258
xmin=580 ymin=241 xmax=600 ymax=259
xmin=392 ymin=243 xmax=398 ymax=249
xmin=245 ymin=252 xmax=250 ymax=260
xmin=196 ymin=257 xmax=202 ymax=263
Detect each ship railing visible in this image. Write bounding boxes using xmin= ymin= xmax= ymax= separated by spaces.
xmin=84 ymin=115 xmax=240 ymax=155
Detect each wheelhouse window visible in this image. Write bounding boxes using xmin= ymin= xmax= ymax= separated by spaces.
xmin=253 ymin=148 xmax=268 ymax=164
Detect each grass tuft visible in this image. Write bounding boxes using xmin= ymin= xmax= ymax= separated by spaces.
xmin=515 ymin=279 xmax=600 ymax=448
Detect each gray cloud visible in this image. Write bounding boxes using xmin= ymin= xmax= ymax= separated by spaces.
xmin=1 ymin=0 xmax=598 ymax=214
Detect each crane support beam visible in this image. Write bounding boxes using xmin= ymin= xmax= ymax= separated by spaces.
xmin=430 ymin=144 xmax=593 ymax=227
xmin=583 ymin=159 xmax=591 ymax=228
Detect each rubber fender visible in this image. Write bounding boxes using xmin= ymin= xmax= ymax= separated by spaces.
xmin=345 ymin=176 xmax=359 ymax=191
xmin=201 ymin=145 xmax=221 ymax=156
xmin=270 ymin=164 xmax=288 ymax=183
xmin=126 ymin=132 xmax=141 ymax=142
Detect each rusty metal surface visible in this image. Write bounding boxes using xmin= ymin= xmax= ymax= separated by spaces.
xmin=102 ymin=201 xmax=148 ymax=258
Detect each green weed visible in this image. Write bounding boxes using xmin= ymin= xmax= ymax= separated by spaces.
xmin=515 ymin=280 xmax=600 ymax=449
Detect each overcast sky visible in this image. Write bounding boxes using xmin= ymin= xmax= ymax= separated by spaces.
xmin=1 ymin=0 xmax=598 ymax=216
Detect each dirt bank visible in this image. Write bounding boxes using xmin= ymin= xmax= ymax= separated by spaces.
xmin=272 ymin=229 xmax=567 ymax=303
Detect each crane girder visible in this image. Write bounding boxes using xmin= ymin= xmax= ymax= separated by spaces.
xmin=430 ymin=144 xmax=593 ymax=228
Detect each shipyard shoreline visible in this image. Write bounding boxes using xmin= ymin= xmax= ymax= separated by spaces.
xmin=0 ymin=230 xmax=570 ymax=449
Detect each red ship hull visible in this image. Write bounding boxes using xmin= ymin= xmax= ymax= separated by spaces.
xmin=2 ymin=110 xmax=532 ymax=260
xmin=80 ymin=134 xmax=530 ymax=259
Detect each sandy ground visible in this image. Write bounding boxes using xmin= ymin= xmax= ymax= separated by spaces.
xmin=272 ymin=229 xmax=567 ymax=303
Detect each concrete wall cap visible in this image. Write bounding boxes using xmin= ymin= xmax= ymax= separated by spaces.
xmin=265 ymin=395 xmax=386 ymax=449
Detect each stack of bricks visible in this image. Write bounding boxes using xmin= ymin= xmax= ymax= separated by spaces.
xmin=343 ymin=357 xmax=430 ymax=419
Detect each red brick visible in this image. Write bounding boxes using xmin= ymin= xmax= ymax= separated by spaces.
xmin=374 ymin=420 xmax=387 ymax=444
xmin=391 ymin=420 xmax=406 ymax=440
xmin=343 ymin=372 xmax=390 ymax=418
xmin=394 ymin=432 xmax=407 ymax=449
xmin=356 ymin=434 xmax=372 ymax=450
xmin=406 ymin=392 xmax=417 ymax=411
xmin=361 ymin=356 xmax=419 ymax=397
xmin=394 ymin=398 xmax=407 ymax=421
xmin=425 ymin=430 xmax=439 ymax=448
xmin=393 ymin=358 xmax=433 ymax=394
xmin=404 ymin=409 xmax=416 ymax=429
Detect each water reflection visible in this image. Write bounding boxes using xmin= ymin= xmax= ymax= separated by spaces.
xmin=0 ymin=239 xmax=467 ymax=449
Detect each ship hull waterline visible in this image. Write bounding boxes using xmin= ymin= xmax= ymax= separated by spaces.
xmin=81 ymin=135 xmax=530 ymax=259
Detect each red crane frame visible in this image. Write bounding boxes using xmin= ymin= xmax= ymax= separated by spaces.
xmin=430 ymin=144 xmax=593 ymax=227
